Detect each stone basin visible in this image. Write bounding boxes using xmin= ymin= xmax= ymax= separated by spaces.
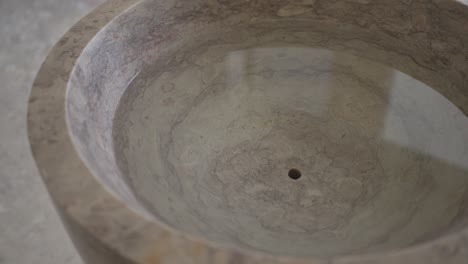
xmin=28 ymin=0 xmax=468 ymax=263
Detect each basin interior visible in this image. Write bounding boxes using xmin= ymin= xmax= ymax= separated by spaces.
xmin=65 ymin=1 xmax=468 ymax=259
xmin=113 ymin=46 xmax=468 ymax=258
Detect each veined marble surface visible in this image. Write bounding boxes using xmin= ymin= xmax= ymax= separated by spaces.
xmin=114 ymin=46 xmax=468 ymax=257
xmin=28 ymin=0 xmax=468 ymax=263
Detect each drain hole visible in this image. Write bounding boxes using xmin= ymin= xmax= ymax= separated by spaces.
xmin=288 ymin=169 xmax=302 ymax=180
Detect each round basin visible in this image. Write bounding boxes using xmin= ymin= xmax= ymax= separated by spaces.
xmin=28 ymin=0 xmax=468 ymax=263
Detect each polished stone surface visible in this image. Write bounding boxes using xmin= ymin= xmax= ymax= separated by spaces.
xmin=29 ymin=0 xmax=468 ymax=263
xmin=114 ymin=47 xmax=468 ymax=257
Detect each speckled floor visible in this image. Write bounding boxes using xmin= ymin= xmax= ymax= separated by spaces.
xmin=0 ymin=0 xmax=104 ymax=263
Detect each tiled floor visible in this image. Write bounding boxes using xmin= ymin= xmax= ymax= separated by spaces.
xmin=0 ymin=0 xmax=104 ymax=263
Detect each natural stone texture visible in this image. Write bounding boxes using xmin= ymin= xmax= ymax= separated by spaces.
xmin=28 ymin=0 xmax=468 ymax=263
xmin=0 ymin=0 xmax=103 ymax=263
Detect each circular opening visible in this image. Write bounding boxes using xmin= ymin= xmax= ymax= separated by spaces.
xmin=288 ymin=168 xmax=302 ymax=180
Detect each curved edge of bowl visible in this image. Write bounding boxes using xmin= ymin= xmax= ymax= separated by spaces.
xmin=26 ymin=0 xmax=468 ymax=263
xmin=27 ymin=1 xmax=145 ymax=263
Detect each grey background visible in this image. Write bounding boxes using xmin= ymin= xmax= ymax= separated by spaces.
xmin=0 ymin=0 xmax=104 ymax=263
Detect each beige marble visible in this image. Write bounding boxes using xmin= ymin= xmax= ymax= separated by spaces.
xmin=112 ymin=46 xmax=468 ymax=257
xmin=28 ymin=0 xmax=468 ymax=263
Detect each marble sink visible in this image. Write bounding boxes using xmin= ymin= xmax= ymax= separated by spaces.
xmin=28 ymin=0 xmax=468 ymax=263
